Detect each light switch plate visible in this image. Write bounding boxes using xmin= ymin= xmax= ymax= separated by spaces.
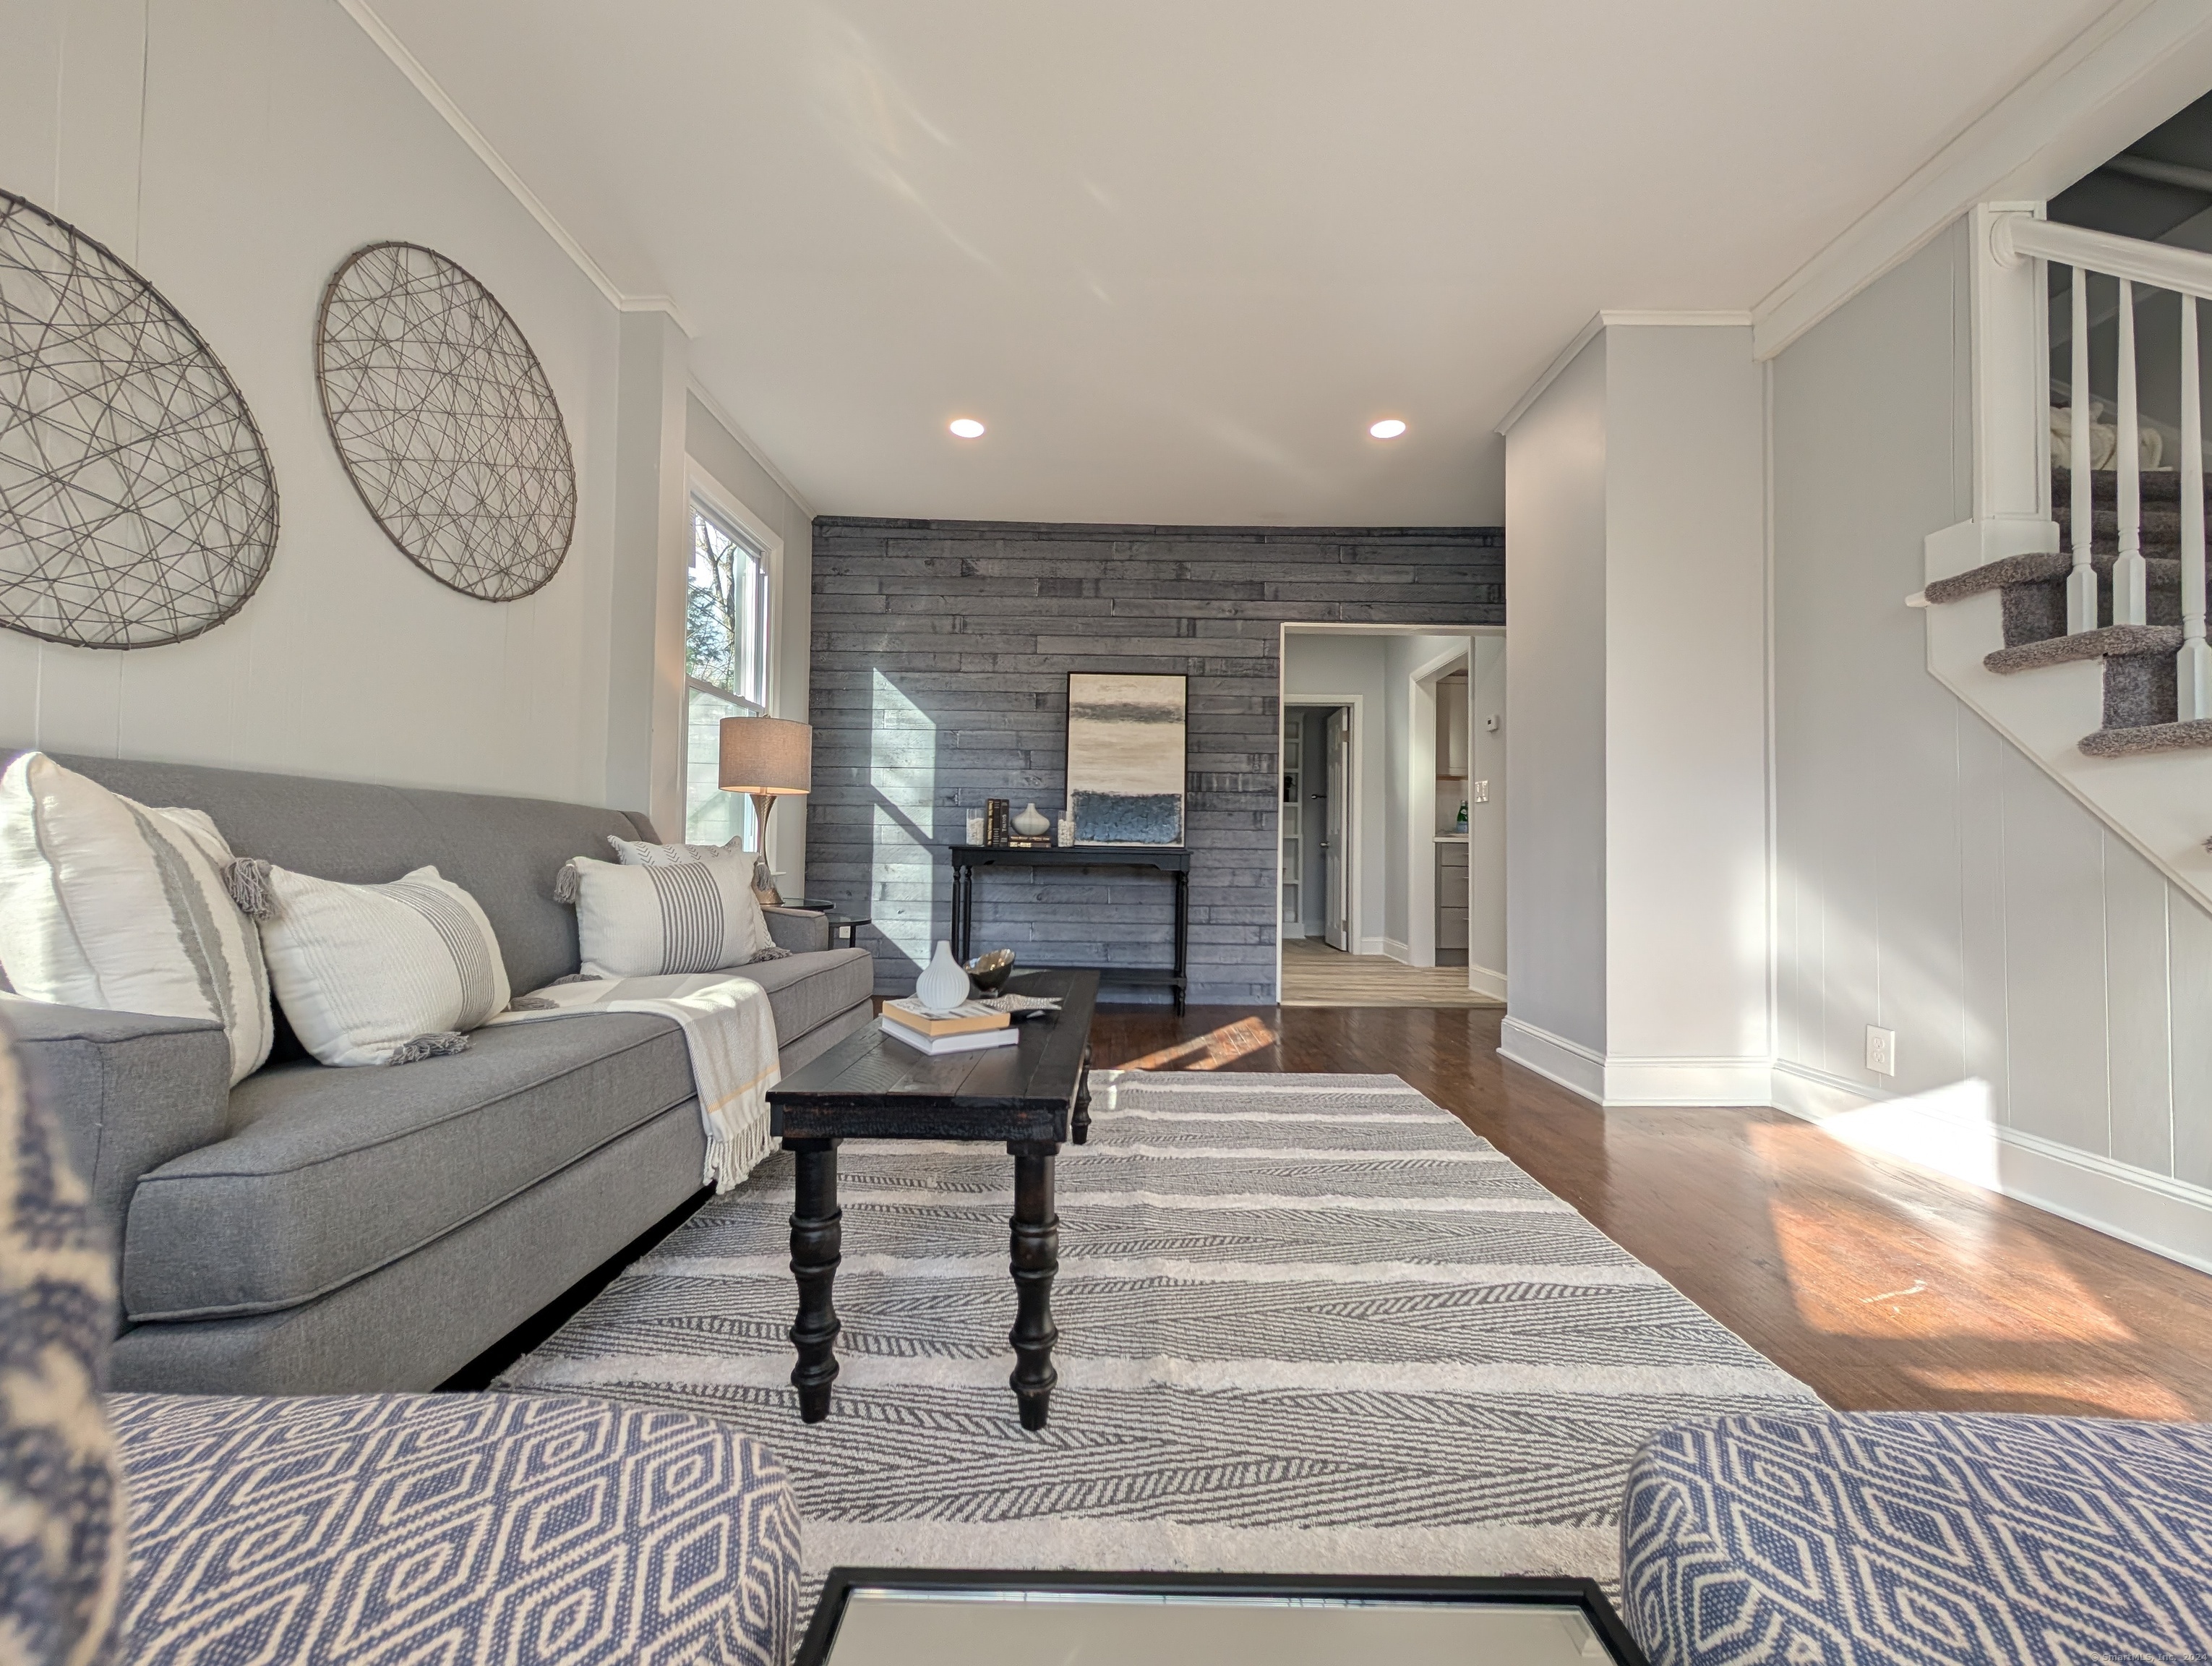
xmin=1471 ymin=779 xmax=1489 ymax=803
xmin=1865 ymin=1025 xmax=1896 ymax=1077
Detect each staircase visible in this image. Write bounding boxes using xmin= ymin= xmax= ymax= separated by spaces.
xmin=1911 ymin=210 xmax=2212 ymax=915
xmin=1924 ymin=469 xmax=2210 ymax=756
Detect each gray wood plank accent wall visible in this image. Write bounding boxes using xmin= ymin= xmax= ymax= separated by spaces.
xmin=807 ymin=518 xmax=1504 ymax=1004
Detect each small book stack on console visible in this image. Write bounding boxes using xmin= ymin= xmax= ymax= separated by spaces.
xmin=880 ymin=998 xmax=1019 ymax=1055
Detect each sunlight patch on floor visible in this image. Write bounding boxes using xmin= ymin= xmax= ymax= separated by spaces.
xmin=1117 ymin=1017 xmax=1276 ymax=1072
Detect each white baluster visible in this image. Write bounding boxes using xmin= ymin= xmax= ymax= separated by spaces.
xmin=2115 ymin=277 xmax=2147 ymax=626
xmin=2182 ymin=293 xmax=2209 ymax=721
xmin=2070 ymin=266 xmax=2095 ymax=633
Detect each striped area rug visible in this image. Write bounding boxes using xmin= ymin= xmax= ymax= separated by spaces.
xmin=500 ymin=1070 xmax=1820 ymax=1586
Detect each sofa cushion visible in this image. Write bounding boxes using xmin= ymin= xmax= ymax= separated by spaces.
xmin=122 ymin=1014 xmax=693 ymax=1320
xmin=111 ymin=1393 xmax=802 ymax=1666
xmin=1621 ymin=1410 xmax=2212 ymax=1666
xmin=740 ymin=947 xmax=873 ymax=1041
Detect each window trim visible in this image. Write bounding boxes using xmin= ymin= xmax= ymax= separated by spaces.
xmin=685 ymin=465 xmax=783 ymax=711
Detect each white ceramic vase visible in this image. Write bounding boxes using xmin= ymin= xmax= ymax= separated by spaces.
xmin=1013 ymin=802 xmax=1050 ymax=837
xmin=914 ymin=941 xmax=969 ymax=1014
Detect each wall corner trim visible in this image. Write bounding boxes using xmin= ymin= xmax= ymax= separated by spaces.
xmin=1749 ymin=0 xmax=2212 ymax=360
xmin=686 ymin=379 xmax=817 ymax=523
xmin=334 ymin=0 xmax=695 ymax=329
xmin=1494 ymin=311 xmax=1752 ymax=436
xmin=1770 ymin=1059 xmax=2212 ymax=1278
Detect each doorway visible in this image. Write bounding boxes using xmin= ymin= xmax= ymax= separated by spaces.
xmin=1277 ymin=624 xmax=1506 ymax=1008
xmin=1279 ymin=702 xmax=1352 ymax=949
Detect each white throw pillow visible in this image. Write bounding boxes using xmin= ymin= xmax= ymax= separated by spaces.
xmin=0 ymin=751 xmax=273 ymax=1084
xmin=568 ymin=855 xmax=776 ymax=978
xmin=250 ymin=864 xmax=510 ymax=1067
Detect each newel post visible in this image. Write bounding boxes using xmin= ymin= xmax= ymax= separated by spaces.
xmin=1978 ymin=204 xmax=2063 ymax=566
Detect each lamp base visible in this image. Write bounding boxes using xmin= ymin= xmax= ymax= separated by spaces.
xmin=750 ymin=793 xmax=781 ymax=905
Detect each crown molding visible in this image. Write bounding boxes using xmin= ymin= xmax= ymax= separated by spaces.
xmin=1495 ymin=310 xmax=1752 ymax=435
xmin=687 ymin=378 xmax=818 ymax=523
xmin=336 ymin=0 xmax=693 ymax=336
xmin=1749 ymin=0 xmax=2212 ymax=360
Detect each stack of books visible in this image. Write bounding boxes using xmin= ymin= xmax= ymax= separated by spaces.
xmin=880 ymin=998 xmax=1019 ymax=1055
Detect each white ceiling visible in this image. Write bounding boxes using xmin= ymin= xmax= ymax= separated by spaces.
xmin=369 ymin=0 xmax=2117 ymax=526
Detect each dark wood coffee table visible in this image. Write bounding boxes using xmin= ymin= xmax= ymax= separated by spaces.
xmin=767 ymin=967 xmax=1100 ymax=1430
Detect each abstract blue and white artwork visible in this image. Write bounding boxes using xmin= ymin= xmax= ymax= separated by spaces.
xmin=1066 ymin=672 xmax=1186 ymax=845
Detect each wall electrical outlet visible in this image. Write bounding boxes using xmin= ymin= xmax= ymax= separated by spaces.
xmin=1470 ymin=779 xmax=1489 ymax=803
xmin=1865 ymin=1025 xmax=1897 ymax=1077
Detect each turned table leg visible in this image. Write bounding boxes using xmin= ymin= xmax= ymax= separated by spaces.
xmin=1008 ymin=1142 xmax=1060 ymax=1430
xmin=788 ymin=1139 xmax=842 ymax=1422
xmin=1072 ymin=1048 xmax=1092 ymax=1146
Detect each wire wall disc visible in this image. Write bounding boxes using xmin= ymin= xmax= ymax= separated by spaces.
xmin=0 ymin=189 xmax=279 ymax=649
xmin=316 ymin=242 xmax=575 ymax=602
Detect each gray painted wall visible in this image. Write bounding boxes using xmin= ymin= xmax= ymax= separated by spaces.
xmin=1772 ymin=220 xmax=2212 ymax=1189
xmin=807 ymin=520 xmax=1503 ymax=1001
xmin=1504 ymin=333 xmax=1609 ymax=1053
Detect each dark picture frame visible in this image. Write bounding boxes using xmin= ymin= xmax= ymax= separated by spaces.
xmin=1063 ymin=670 xmax=1188 ymax=845
xmin=795 ymin=1567 xmax=1650 ymax=1666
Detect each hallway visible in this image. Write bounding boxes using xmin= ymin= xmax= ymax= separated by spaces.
xmin=1279 ymin=936 xmax=1502 ymax=1007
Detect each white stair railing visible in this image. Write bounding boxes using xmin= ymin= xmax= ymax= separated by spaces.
xmin=1994 ymin=214 xmax=2212 ymax=711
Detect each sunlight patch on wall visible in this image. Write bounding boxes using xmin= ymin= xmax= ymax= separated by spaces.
xmin=871 ymin=668 xmax=937 ymax=977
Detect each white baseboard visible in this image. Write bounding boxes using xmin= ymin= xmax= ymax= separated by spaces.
xmin=1770 ymin=1060 xmax=2212 ymax=1278
xmin=1498 ymin=1017 xmax=1604 ymax=1102
xmin=1499 ymin=1020 xmax=1768 ymax=1108
xmin=1468 ymin=962 xmax=1507 ymax=1000
xmin=1362 ymin=936 xmax=1408 ymax=962
xmin=1604 ymin=1054 xmax=1773 ymax=1108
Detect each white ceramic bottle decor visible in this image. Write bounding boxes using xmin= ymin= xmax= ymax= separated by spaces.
xmin=1013 ymin=802 xmax=1050 ymax=837
xmin=914 ymin=941 xmax=969 ymax=1014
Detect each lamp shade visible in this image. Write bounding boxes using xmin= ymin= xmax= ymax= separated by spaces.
xmin=719 ymin=716 xmax=812 ymax=795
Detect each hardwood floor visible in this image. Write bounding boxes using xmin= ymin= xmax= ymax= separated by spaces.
xmin=1088 ymin=1002 xmax=2212 ymax=1422
xmin=1280 ymin=936 xmax=1502 ymax=1007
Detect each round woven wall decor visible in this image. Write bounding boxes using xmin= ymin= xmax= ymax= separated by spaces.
xmin=315 ymin=242 xmax=575 ymax=602
xmin=0 ymin=189 xmax=278 ymax=649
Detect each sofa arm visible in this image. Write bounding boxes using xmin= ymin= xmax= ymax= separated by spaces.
xmin=762 ymin=905 xmax=831 ymax=954
xmin=0 ymin=996 xmax=231 ymax=1246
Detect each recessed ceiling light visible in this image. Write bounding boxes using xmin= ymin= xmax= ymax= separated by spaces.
xmin=948 ymin=417 xmax=986 ymax=439
xmin=1369 ymin=419 xmax=1407 ymax=440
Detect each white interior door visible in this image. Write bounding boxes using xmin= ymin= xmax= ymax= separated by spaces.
xmin=1324 ymin=709 xmax=1350 ymax=950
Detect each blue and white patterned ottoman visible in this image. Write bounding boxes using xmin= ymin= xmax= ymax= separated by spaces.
xmin=1622 ymin=1411 xmax=2212 ymax=1665
xmin=110 ymin=1393 xmax=802 ymax=1665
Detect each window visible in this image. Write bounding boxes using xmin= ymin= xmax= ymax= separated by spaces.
xmin=684 ymin=497 xmax=771 ymax=844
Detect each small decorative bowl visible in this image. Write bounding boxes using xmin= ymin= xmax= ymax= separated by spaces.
xmin=966 ymin=948 xmax=1016 ymax=994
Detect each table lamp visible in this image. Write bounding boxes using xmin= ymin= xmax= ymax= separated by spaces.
xmin=719 ymin=716 xmax=812 ymax=902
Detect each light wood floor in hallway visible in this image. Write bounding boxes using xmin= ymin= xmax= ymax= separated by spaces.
xmin=1280 ymin=935 xmax=1501 ymax=1007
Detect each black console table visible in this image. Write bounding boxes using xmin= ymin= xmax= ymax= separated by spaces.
xmin=949 ymin=844 xmax=1190 ymax=1012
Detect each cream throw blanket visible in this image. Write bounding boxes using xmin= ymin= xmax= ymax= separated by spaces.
xmin=486 ymin=972 xmax=780 ymax=1190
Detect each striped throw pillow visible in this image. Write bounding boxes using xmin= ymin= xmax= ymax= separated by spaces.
xmin=0 ymin=751 xmax=273 ymax=1085
xmin=252 ymin=865 xmax=510 ymax=1067
xmin=568 ymin=855 xmax=776 ymax=978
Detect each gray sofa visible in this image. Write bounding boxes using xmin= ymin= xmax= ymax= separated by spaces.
xmin=0 ymin=753 xmax=873 ymax=1397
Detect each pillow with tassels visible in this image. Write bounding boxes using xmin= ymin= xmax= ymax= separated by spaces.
xmin=0 ymin=751 xmax=271 ymax=1085
xmin=227 ymin=861 xmax=509 ymax=1067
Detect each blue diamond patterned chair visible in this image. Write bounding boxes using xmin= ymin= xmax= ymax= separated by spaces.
xmin=0 ymin=1009 xmax=803 ymax=1666
xmin=1622 ymin=1410 xmax=2212 ymax=1666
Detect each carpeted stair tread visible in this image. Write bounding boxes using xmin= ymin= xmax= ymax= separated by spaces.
xmin=1984 ymin=623 xmax=2181 ymax=674
xmin=2080 ymin=718 xmax=2212 ymax=757
xmin=1924 ymin=552 xmax=2071 ymax=604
